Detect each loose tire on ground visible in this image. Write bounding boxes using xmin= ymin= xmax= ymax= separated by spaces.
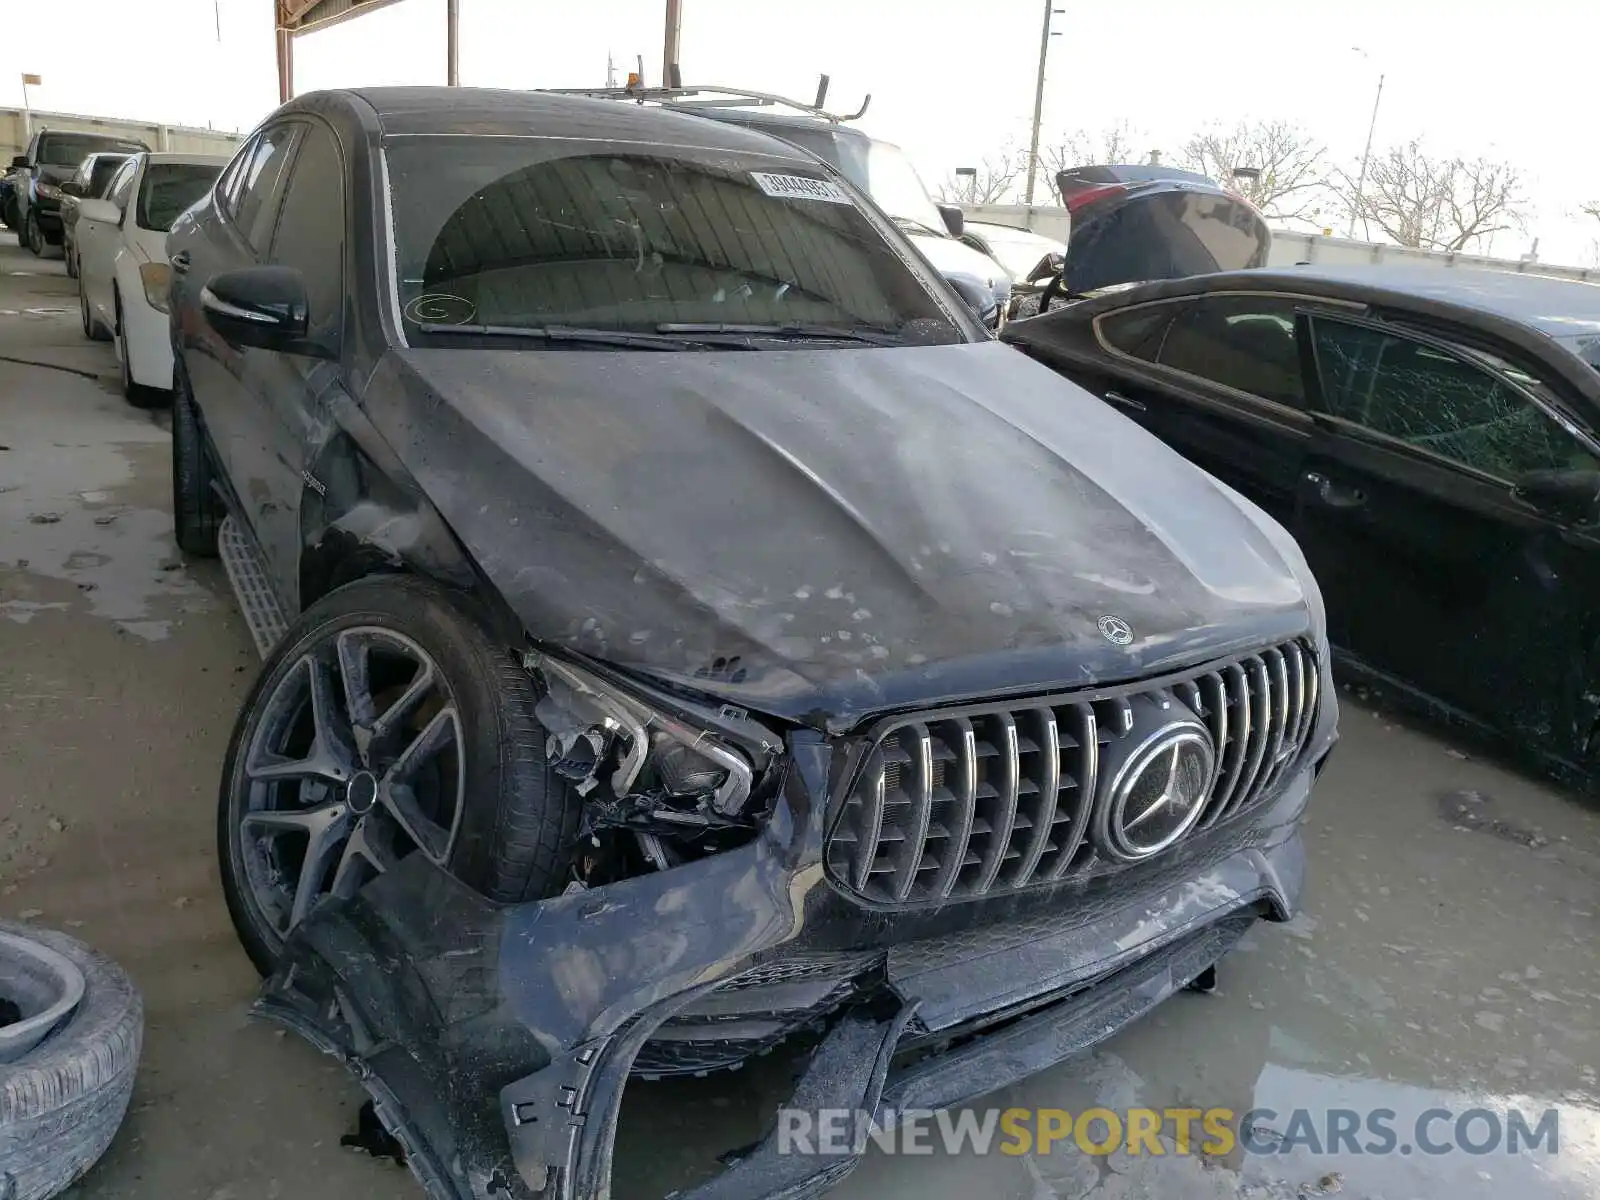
xmin=0 ymin=922 xmax=144 ymax=1200
xmin=218 ymin=575 xmax=581 ymax=975
xmin=171 ymin=366 xmax=222 ymax=557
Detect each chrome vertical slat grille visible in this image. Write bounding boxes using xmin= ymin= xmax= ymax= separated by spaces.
xmin=826 ymin=639 xmax=1320 ymax=906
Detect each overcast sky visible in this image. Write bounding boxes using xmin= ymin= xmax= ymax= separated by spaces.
xmin=5 ymin=0 xmax=1598 ymax=262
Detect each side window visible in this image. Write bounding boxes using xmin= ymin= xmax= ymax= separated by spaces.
xmin=1156 ymin=295 xmax=1308 ymax=408
xmin=267 ymin=122 xmax=345 ymax=342
xmin=105 ymin=161 xmax=138 ymax=210
xmin=231 ymin=124 xmax=300 ymax=253
xmin=1312 ymin=319 xmax=1600 ymax=479
xmin=1098 ymin=305 xmax=1176 ymax=362
xmin=216 ymin=136 xmax=258 ymax=215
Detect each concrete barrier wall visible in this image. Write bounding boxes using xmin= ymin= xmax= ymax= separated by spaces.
xmin=1 ymin=107 xmax=245 ymax=163
xmin=958 ymin=202 xmax=1600 ymax=286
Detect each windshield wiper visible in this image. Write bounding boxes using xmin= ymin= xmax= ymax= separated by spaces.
xmin=655 ymin=322 xmax=904 ymax=346
xmin=415 ymin=322 xmax=692 ymax=350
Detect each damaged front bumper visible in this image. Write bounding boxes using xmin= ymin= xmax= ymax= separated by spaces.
xmin=256 ymin=733 xmax=1313 ymax=1200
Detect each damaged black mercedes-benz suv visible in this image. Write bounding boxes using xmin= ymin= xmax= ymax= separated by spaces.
xmin=166 ymin=86 xmax=1337 ymax=1199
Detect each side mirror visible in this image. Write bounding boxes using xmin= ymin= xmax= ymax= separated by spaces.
xmin=1513 ymin=468 xmax=1600 ymax=521
xmin=1027 ymin=251 xmax=1066 ymax=284
xmin=77 ymin=198 xmax=122 ymax=225
xmin=200 ymin=266 xmax=333 ymax=358
xmin=10 ymin=155 xmax=29 ymax=171
xmin=936 ymin=202 xmax=965 ymax=238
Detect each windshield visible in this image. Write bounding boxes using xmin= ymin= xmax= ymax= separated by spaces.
xmin=136 ymin=162 xmax=223 ymax=231
xmin=1558 ymin=332 xmax=1600 ymax=373
xmin=823 ymin=136 xmax=947 ymax=236
xmin=385 ymin=137 xmax=965 ymax=348
xmin=88 ymin=156 xmax=129 ymax=197
xmin=38 ymin=132 xmax=146 ymax=167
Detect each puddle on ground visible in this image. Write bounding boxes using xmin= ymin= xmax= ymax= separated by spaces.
xmin=0 ymin=395 xmax=215 ymax=637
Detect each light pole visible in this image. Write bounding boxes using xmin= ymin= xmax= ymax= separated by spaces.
xmin=1347 ymin=47 xmax=1385 ymax=239
xmin=1023 ymin=2 xmax=1063 ymax=206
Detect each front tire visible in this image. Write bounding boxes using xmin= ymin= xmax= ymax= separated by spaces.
xmin=24 ymin=210 xmax=43 ymax=255
xmin=218 ymin=576 xmax=581 ymax=975
xmin=171 ymin=363 xmax=221 ymax=557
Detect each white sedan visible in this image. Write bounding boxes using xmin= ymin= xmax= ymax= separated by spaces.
xmin=76 ymin=152 xmax=228 ymax=406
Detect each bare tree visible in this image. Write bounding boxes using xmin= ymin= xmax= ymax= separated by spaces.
xmin=1039 ymin=122 xmax=1153 ymax=176
xmin=1582 ymin=200 xmax=1600 ymax=224
xmin=1177 ymin=120 xmax=1328 ymax=221
xmin=1333 ymin=141 xmax=1526 ymax=251
xmin=936 ymin=148 xmax=1026 ymax=205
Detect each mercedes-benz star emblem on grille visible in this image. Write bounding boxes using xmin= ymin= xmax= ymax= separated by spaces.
xmin=1095 ymin=722 xmax=1216 ymax=862
xmin=1098 ymin=614 xmax=1134 ymax=645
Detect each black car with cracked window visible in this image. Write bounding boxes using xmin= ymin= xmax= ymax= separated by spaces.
xmin=1005 ymin=265 xmax=1600 ymax=785
xmin=166 ymin=87 xmax=1336 ymax=1200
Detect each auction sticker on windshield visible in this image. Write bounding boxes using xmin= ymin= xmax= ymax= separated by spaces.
xmin=750 ymin=172 xmax=852 ymax=204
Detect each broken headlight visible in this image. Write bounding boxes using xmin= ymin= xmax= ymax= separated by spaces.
xmin=527 ymin=652 xmax=762 ymax=817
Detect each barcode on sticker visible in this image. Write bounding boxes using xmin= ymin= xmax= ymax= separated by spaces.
xmin=750 ymin=172 xmax=851 ymax=204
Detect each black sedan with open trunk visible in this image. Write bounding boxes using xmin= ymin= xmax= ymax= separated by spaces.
xmin=166 ymin=87 xmax=1336 ymax=1199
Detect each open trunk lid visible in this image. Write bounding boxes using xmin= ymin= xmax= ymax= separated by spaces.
xmin=1056 ymin=164 xmax=1272 ymax=295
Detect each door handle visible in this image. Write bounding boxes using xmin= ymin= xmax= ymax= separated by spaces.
xmin=170 ymin=250 xmax=191 ymax=274
xmin=1305 ymin=470 xmax=1366 ymax=509
xmin=1104 ymin=389 xmax=1146 ymax=412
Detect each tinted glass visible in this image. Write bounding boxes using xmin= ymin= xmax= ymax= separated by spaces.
xmin=37 ymin=133 xmax=146 ymax=166
xmin=1098 ymin=304 xmax=1176 ymax=360
xmin=805 ymin=133 xmax=947 ymax=235
xmin=385 ymin=137 xmax=965 ymax=348
xmin=267 ymin=124 xmax=344 ymax=341
xmin=1065 ymin=193 xmax=1271 ymax=294
xmin=1313 ymin=320 xmax=1599 ymax=478
xmin=217 ymin=136 xmax=256 ymax=214
xmin=1558 ymin=332 xmax=1600 ymax=373
xmin=105 ymin=160 xmax=138 ymax=209
xmin=136 ymin=162 xmax=223 ymax=231
xmin=233 ymin=125 xmax=299 ymax=251
xmin=88 ymin=156 xmax=128 ymax=197
xmin=1155 ymin=295 xmax=1306 ymax=407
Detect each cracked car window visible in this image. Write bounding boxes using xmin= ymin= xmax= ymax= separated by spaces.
xmin=1312 ymin=319 xmax=1600 ymax=478
xmin=384 ymin=137 xmax=966 ymax=345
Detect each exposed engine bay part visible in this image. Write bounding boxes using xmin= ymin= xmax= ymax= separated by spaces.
xmin=523 ymin=650 xmax=791 ymax=884
xmin=529 ymin=651 xmax=763 ymax=816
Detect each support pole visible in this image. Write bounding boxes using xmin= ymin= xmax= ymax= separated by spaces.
xmin=447 ymin=0 xmax=460 ymax=85
xmin=662 ymin=0 xmax=683 ymax=89
xmin=1347 ymin=73 xmax=1385 ymax=239
xmin=276 ymin=20 xmax=295 ymax=104
xmin=1023 ymin=1 xmax=1059 ymax=206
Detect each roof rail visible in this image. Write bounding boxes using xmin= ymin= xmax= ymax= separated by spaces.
xmin=542 ymin=74 xmax=871 ymax=124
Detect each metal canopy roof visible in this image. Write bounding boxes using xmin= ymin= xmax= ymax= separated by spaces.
xmin=274 ymin=0 xmax=456 ymax=103
xmin=277 ymin=0 xmax=405 ymax=36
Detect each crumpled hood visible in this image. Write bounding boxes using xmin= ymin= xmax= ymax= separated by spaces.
xmin=368 ymin=340 xmax=1311 ymax=724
